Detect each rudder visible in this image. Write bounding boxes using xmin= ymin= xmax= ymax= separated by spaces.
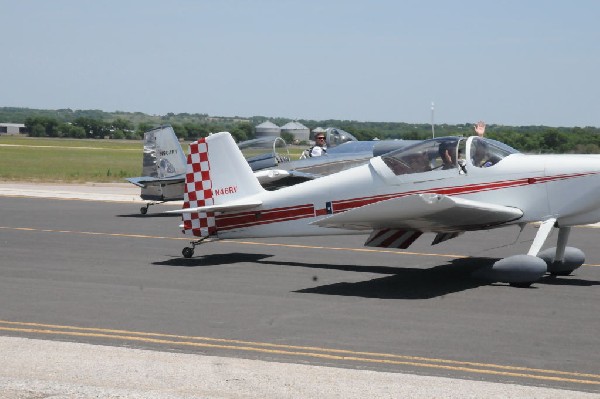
xmin=182 ymin=132 xmax=265 ymax=237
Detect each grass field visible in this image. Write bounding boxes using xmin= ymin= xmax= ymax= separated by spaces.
xmin=0 ymin=136 xmax=145 ymax=183
xmin=0 ymin=136 xmax=305 ymax=183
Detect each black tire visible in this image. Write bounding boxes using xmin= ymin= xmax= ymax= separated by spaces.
xmin=182 ymin=247 xmax=194 ymax=258
xmin=140 ymin=207 xmax=148 ymax=215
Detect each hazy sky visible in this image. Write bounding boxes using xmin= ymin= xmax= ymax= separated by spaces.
xmin=2 ymin=1 xmax=599 ymax=127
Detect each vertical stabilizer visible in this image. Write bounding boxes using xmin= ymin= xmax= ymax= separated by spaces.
xmin=135 ymin=125 xmax=187 ymax=201
xmin=153 ymin=125 xmax=187 ymax=178
xmin=141 ymin=125 xmax=185 ymax=178
xmin=182 ymin=132 xmax=266 ymax=237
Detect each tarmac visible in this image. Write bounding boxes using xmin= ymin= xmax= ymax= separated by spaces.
xmin=1 ymin=182 xmax=598 ymax=398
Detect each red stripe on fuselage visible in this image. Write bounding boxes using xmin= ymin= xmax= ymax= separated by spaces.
xmin=217 ymin=204 xmax=314 ymax=231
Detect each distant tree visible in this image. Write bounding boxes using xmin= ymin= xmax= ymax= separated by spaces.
xmin=73 ymin=117 xmax=110 ymax=138
xmin=541 ymin=129 xmax=568 ymax=153
xmin=230 ymin=122 xmax=254 ymax=142
xmin=111 ymin=129 xmax=126 ymax=139
xmin=111 ymin=118 xmax=134 ymax=132
xmin=136 ymin=122 xmax=154 ymax=136
xmin=57 ymin=123 xmax=84 ymax=138
xmin=171 ymin=123 xmax=187 ymax=139
xmin=23 ymin=116 xmax=60 ymax=137
xmin=68 ymin=125 xmax=86 ymax=139
xmin=280 ymin=132 xmax=294 ymax=144
xmin=29 ymin=123 xmax=46 ymax=137
xmin=184 ymin=122 xmax=209 ymax=140
xmin=126 ymin=130 xmax=142 ymax=140
xmin=42 ymin=117 xmax=60 ymax=137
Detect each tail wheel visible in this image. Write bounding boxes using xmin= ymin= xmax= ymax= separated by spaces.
xmin=182 ymin=247 xmax=194 ymax=258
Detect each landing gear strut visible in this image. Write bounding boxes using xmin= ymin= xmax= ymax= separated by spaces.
xmin=536 ymin=227 xmax=585 ymax=276
xmin=140 ymin=201 xmax=165 ymax=215
xmin=182 ymin=236 xmax=210 ymax=258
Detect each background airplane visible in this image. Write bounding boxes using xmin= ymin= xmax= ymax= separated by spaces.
xmin=125 ymin=125 xmax=186 ymax=214
xmin=245 ymin=129 xmax=418 ymax=189
xmin=127 ymin=126 xmax=417 ymax=212
xmin=171 ymin=132 xmax=600 ymax=288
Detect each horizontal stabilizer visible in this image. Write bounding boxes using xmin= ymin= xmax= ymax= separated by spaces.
xmin=312 ymin=193 xmax=523 ymax=232
xmin=125 ymin=175 xmax=185 ymax=188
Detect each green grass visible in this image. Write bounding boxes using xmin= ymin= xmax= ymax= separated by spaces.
xmin=0 ymin=136 xmax=143 ymax=183
xmin=0 ymin=136 xmax=307 ymax=183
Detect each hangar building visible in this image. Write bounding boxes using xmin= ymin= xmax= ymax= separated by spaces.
xmin=255 ymin=121 xmax=281 ymax=138
xmin=0 ymin=123 xmax=26 ymax=135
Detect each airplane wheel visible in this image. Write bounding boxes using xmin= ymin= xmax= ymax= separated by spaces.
xmin=509 ymin=282 xmax=533 ymax=288
xmin=182 ymin=247 xmax=194 ymax=258
xmin=140 ymin=207 xmax=148 ymax=215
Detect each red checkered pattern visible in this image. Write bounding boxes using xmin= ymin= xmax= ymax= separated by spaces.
xmin=182 ymin=139 xmax=216 ymax=237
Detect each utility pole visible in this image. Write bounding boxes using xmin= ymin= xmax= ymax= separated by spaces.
xmin=431 ymin=102 xmax=435 ymax=138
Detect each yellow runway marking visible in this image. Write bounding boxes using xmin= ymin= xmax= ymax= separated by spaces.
xmin=0 ymin=320 xmax=598 ymax=386
xmin=2 ymin=225 xmax=600 ymax=267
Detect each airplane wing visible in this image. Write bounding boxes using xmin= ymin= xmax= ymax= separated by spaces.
xmin=311 ymin=193 xmax=523 ymax=232
xmin=125 ymin=175 xmax=185 ymax=188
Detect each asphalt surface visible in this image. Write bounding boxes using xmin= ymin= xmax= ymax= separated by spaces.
xmin=0 ymin=187 xmax=599 ymax=396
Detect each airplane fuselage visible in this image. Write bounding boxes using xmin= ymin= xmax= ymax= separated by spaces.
xmin=213 ymin=151 xmax=600 ymax=239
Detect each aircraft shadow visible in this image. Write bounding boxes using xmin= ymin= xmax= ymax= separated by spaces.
xmin=154 ymin=253 xmax=598 ymax=298
xmin=538 ymin=275 xmax=600 ymax=287
xmin=267 ymin=257 xmax=496 ymax=299
xmin=153 ymin=253 xmax=274 ymax=267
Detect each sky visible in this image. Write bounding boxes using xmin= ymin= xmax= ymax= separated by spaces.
xmin=2 ymin=0 xmax=599 ymax=127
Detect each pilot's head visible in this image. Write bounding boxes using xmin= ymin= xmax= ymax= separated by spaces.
xmin=473 ymin=140 xmax=488 ymax=162
xmin=315 ymin=134 xmax=326 ymax=147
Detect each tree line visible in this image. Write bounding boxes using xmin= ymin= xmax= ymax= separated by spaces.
xmin=2 ymin=107 xmax=600 ymax=153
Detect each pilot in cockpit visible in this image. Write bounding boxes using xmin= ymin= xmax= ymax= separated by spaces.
xmin=472 ymin=140 xmax=493 ymax=168
xmin=438 ymin=141 xmax=457 ymax=170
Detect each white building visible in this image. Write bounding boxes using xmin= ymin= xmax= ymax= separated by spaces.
xmin=0 ymin=123 xmax=26 ymax=135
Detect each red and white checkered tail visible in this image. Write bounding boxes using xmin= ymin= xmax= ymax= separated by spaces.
xmin=182 ymin=138 xmax=216 ymax=237
xmin=181 ymin=132 xmax=265 ymax=238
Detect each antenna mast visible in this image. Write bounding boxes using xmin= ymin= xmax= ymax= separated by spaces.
xmin=431 ymin=102 xmax=435 ymax=138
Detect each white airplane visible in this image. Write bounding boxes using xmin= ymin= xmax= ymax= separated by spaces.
xmin=170 ymin=131 xmax=600 ymax=288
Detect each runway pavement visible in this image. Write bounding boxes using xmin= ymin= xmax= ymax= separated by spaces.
xmin=0 ymin=184 xmax=598 ymax=397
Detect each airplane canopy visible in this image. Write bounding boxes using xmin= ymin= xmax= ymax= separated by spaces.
xmin=379 ymin=136 xmax=519 ymax=176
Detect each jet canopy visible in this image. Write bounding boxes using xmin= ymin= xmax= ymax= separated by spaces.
xmin=324 ymin=128 xmax=358 ymax=147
